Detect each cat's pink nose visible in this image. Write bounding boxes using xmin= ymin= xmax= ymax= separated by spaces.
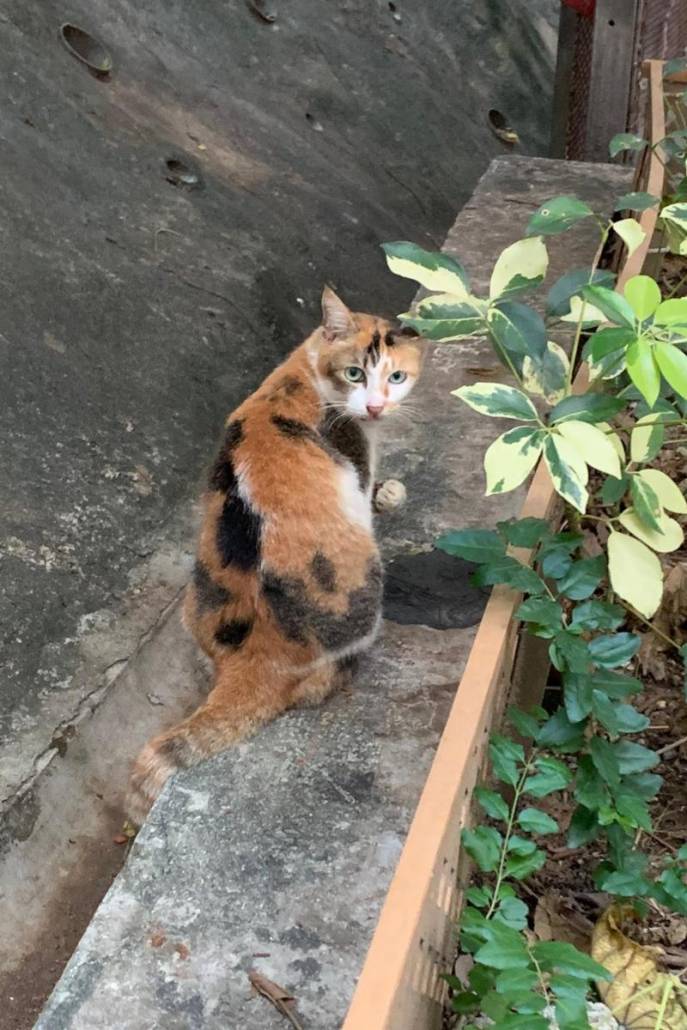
xmin=366 ymin=404 xmax=384 ymax=419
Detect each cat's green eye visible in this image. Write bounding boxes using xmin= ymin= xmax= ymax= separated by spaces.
xmin=344 ymin=366 xmax=365 ymax=384
xmin=388 ymin=370 xmax=407 ymax=384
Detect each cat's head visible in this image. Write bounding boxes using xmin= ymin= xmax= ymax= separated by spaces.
xmin=311 ymin=286 xmax=424 ymax=422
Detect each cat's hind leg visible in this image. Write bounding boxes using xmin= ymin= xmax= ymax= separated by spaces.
xmin=126 ymin=655 xmax=291 ymax=826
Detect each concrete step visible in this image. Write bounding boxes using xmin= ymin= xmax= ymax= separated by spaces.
xmin=34 ymin=156 xmax=631 ymax=1030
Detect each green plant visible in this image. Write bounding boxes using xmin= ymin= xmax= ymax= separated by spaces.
xmin=382 ymin=79 xmax=687 ymax=1029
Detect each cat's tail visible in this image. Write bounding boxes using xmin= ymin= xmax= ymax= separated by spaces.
xmin=125 ymin=655 xmax=292 ymax=827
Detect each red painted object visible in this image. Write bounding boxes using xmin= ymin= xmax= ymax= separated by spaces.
xmin=562 ymin=0 xmax=595 ymax=17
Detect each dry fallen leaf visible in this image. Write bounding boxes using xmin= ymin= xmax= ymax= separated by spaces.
xmin=534 ymin=892 xmax=593 ymax=952
xmin=592 ymin=904 xmax=687 ymax=1029
xmin=174 ymin=942 xmax=190 ymax=961
xmin=149 ymin=930 xmax=166 ymax=948
xmin=248 ymin=971 xmax=303 ymax=1030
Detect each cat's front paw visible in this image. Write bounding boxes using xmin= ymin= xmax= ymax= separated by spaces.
xmin=373 ymin=478 xmax=406 ymax=513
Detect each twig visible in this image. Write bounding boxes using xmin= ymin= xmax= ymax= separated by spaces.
xmin=656 ymin=733 xmax=687 ymax=756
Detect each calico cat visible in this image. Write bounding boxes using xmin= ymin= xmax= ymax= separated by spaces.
xmin=126 ymin=287 xmax=424 ymax=824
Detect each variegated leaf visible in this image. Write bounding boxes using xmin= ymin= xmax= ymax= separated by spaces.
xmin=521 ymin=341 xmax=569 ymax=404
xmin=618 ymin=508 xmax=685 ymax=553
xmin=636 ymin=468 xmax=687 ymax=513
xmin=612 ymin=219 xmax=646 ymax=259
xmin=382 ymin=242 xmax=470 ymax=297
xmin=556 ymin=420 xmax=622 ymax=478
xmin=543 ymin=435 xmax=589 ymax=513
xmin=484 ymin=426 xmax=545 ymax=495
xmin=630 ymin=414 xmax=665 ymax=463
xmin=607 ymin=531 xmax=663 ymax=618
xmin=489 ymin=236 xmax=548 ymax=301
xmin=452 ymin=383 xmax=539 ymax=421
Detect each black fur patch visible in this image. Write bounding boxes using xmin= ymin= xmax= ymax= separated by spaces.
xmin=268 ymin=375 xmax=302 ymax=401
xmin=216 ymin=492 xmax=261 ymax=570
xmin=311 ymin=552 xmax=337 ymax=592
xmin=263 ymin=558 xmax=382 ymax=651
xmin=320 ymin=413 xmax=370 ymax=490
xmin=158 ymin=735 xmax=193 ymax=770
xmin=365 ymin=329 xmax=381 ymax=366
xmin=214 ymin=618 xmax=253 ymax=648
xmin=209 ymin=420 xmax=244 ymax=492
xmin=271 ymin=414 xmax=315 ymax=440
xmin=192 ymin=561 xmax=231 ymax=611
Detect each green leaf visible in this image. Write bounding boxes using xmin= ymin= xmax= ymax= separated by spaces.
xmin=563 ymin=674 xmax=593 ymax=722
xmin=627 ymin=338 xmax=660 ymax=406
xmin=623 ymin=771 xmax=662 ymax=799
xmin=526 ymin=195 xmax=594 ymax=237
xmin=462 ymin=825 xmax=502 ymax=872
xmin=516 ymin=596 xmax=563 ymax=637
xmin=474 ymin=922 xmax=531 ymax=970
xmin=532 ymin=940 xmax=612 ymax=981
xmin=543 ymin=435 xmax=588 ymax=514
xmin=581 ymin=284 xmax=635 ymax=328
xmin=496 ymin=896 xmax=529 ymax=930
xmin=490 ymin=735 xmax=524 ymax=786
xmin=465 ymin=885 xmax=492 ymax=908
xmin=498 ymin=517 xmax=550 ymax=548
xmin=613 ymin=191 xmax=660 ymax=212
xmin=615 ymin=792 xmax=652 ymax=831
xmin=488 ymin=301 xmax=547 ymax=360
xmin=558 ymin=554 xmax=606 ymax=601
xmin=550 ymin=631 xmax=592 ymax=674
xmin=552 ymin=975 xmax=590 ymax=1030
xmin=518 ymin=808 xmax=559 ymax=835
xmin=504 ymin=847 xmax=547 ymax=879
xmin=567 ymin=804 xmax=600 ymax=847
xmin=436 ymin=528 xmax=505 ymax=563
xmin=539 ymin=532 xmax=583 ymax=579
xmin=472 ymin=556 xmax=548 ymax=595
xmin=576 ymin=755 xmax=609 ymax=811
xmin=507 ymin=705 xmax=543 ymax=740
xmin=474 ymin=787 xmax=510 ymax=822
xmin=624 ymin=274 xmax=661 ymax=321
xmin=613 ymin=219 xmax=646 ymax=258
xmin=607 ymin=530 xmax=664 ymax=619
xmin=452 ymin=382 xmax=539 ymax=421
xmin=609 ymin=132 xmax=647 ymax=158
xmin=600 ymin=472 xmax=629 ymax=505
xmin=496 ymin=968 xmax=538 ymax=993
xmin=597 ymin=867 xmax=651 ymax=896
xmin=589 ymin=736 xmax=621 ymax=788
xmin=547 ymin=268 xmax=615 ymax=319
xmin=592 ymin=692 xmax=649 ymax=735
xmin=654 ymin=296 xmax=687 ymax=326
xmin=588 ymin=631 xmax=640 ymax=667
xmin=382 ymin=241 xmax=470 ymax=296
xmin=489 ymin=236 xmax=549 ymax=300
xmin=538 ymin=709 xmax=586 ymax=750
xmin=449 ymin=990 xmax=481 ymax=1015
xmin=588 ymin=325 xmax=636 ymax=363
xmin=655 ymin=341 xmax=687 ymax=398
xmin=612 ymin=740 xmax=658 ymax=774
xmin=630 ymin=473 xmax=662 ymax=532
xmin=569 ymin=599 xmax=624 ymax=632
xmin=480 ymin=991 xmax=508 ymax=1022
xmin=484 ymin=427 xmax=545 ymax=496
xmin=591 ymin=669 xmax=642 ymax=699
xmin=524 ymin=756 xmax=572 ymax=797
xmin=548 ymin=392 xmax=624 ymax=425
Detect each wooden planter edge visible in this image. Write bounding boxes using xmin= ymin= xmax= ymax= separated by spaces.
xmin=342 ymin=60 xmax=667 ymax=1030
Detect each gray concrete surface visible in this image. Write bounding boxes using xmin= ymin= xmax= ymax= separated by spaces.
xmin=35 ymin=157 xmax=632 ymax=1030
xmin=0 ymin=0 xmax=560 ymax=817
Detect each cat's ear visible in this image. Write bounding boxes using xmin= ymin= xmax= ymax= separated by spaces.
xmin=321 ymin=286 xmax=355 ymax=340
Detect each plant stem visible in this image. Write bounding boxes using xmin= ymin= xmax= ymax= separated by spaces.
xmin=656 ymin=733 xmax=687 ymax=756
xmin=665 ymin=267 xmax=687 ymax=299
xmin=485 ymin=754 xmax=536 ymax=920
xmin=529 ymin=948 xmax=553 ymax=1011
xmin=566 ymin=224 xmax=610 ymax=391
xmin=622 ymin=603 xmax=682 ymax=651
xmin=654 ymin=974 xmax=673 ymax=1030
